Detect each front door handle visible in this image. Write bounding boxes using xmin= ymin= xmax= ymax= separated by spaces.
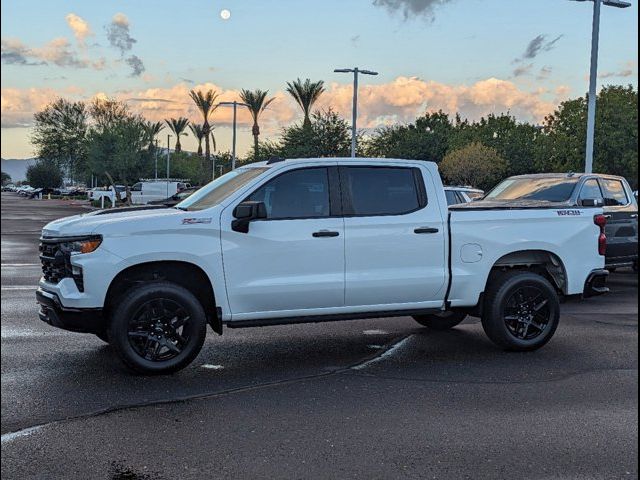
xmin=312 ymin=230 xmax=339 ymax=238
xmin=414 ymin=227 xmax=439 ymax=234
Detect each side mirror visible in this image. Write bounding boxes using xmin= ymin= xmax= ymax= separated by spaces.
xmin=232 ymin=201 xmax=267 ymax=233
xmin=580 ymin=198 xmax=603 ymax=207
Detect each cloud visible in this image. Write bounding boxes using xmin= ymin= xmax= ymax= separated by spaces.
xmin=515 ymin=34 xmax=563 ymax=63
xmin=1 ymin=38 xmax=45 ymax=66
xmin=537 ymin=66 xmax=552 ymax=80
xmin=106 ymin=13 xmax=137 ymax=54
xmin=125 ymin=54 xmax=145 ymax=77
xmin=372 ymin=0 xmax=453 ymax=20
xmin=65 ymin=13 xmax=93 ymax=48
xmin=599 ymin=61 xmax=636 ymax=79
xmin=1 ymin=77 xmax=561 ymax=134
xmin=513 ymin=63 xmax=534 ymax=77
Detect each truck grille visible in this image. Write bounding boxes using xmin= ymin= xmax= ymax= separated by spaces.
xmin=39 ymin=240 xmax=84 ymax=292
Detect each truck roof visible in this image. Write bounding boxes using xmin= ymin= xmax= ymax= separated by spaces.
xmin=243 ymin=157 xmax=438 ymax=169
xmin=507 ymin=172 xmax=628 ymax=181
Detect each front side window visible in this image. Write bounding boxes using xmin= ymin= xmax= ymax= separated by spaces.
xmin=131 ymin=183 xmax=142 ymax=192
xmin=445 ymin=190 xmax=461 ymax=206
xmin=601 ymin=179 xmax=629 ymax=206
xmin=578 ymin=179 xmax=603 ymax=202
xmin=247 ymin=167 xmax=330 ymax=219
xmin=343 ymin=167 xmax=422 ymax=216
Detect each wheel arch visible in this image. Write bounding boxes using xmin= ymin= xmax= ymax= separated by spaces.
xmin=104 ymin=260 xmax=221 ymax=334
xmin=487 ymin=249 xmax=568 ymax=295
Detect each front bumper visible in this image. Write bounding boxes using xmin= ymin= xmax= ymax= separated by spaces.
xmin=36 ymin=288 xmax=104 ymax=333
xmin=583 ymin=269 xmax=610 ymax=298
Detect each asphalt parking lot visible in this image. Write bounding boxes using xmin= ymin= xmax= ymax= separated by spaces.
xmin=1 ymin=191 xmax=637 ymax=479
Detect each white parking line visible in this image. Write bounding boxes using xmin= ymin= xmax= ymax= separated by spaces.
xmin=352 ymin=336 xmax=412 ymax=371
xmin=201 ymin=364 xmax=224 ymax=370
xmin=1 ymin=263 xmax=40 ymax=267
xmin=0 ymin=285 xmax=37 ymax=291
xmin=1 ymin=327 xmax=67 ymax=339
xmin=362 ymin=329 xmax=389 ymax=335
xmin=1 ymin=426 xmax=43 ymax=445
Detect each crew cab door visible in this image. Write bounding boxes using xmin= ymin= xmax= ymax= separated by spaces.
xmin=221 ymin=165 xmax=345 ymax=319
xmin=340 ymin=164 xmax=447 ymax=309
xmin=599 ymin=178 xmax=638 ymax=265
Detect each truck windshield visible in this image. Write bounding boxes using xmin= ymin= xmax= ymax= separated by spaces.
xmin=485 ymin=177 xmax=580 ymax=202
xmin=177 ymin=168 xmax=268 ymax=211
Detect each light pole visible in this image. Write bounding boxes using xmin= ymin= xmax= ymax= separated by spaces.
xmin=166 ymin=134 xmax=172 ymax=197
xmin=154 ymin=138 xmax=158 ymax=181
xmin=334 ymin=67 xmax=378 ymax=157
xmin=573 ymin=0 xmax=631 ymax=173
xmin=217 ymin=101 xmax=249 ymax=170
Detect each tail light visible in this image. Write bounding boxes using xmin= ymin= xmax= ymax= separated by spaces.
xmin=594 ymin=214 xmax=607 ymax=256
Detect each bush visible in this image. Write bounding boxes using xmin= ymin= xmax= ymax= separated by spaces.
xmin=26 ymin=160 xmax=63 ymax=189
xmin=440 ymin=142 xmax=507 ymax=191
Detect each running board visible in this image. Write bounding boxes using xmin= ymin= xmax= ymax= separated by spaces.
xmin=224 ymin=308 xmax=442 ymax=329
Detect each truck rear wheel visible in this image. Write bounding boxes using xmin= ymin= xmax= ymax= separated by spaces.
xmin=482 ymin=271 xmax=559 ymax=351
xmin=108 ymin=281 xmax=207 ymax=375
xmin=412 ymin=311 xmax=467 ymax=330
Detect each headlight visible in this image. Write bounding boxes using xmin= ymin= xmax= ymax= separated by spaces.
xmin=60 ymin=236 xmax=103 ymax=255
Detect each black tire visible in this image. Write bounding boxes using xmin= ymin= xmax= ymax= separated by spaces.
xmin=481 ymin=271 xmax=560 ymax=351
xmin=412 ymin=311 xmax=467 ymax=330
xmin=95 ymin=331 xmax=110 ymax=343
xmin=108 ymin=281 xmax=207 ymax=375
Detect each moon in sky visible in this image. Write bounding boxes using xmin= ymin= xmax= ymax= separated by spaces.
xmin=220 ymin=9 xmax=231 ymax=20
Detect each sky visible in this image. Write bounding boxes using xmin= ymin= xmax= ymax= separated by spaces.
xmin=1 ymin=0 xmax=637 ymax=159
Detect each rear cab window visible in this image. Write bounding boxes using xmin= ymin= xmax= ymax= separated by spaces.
xmin=341 ymin=166 xmax=426 ymax=216
xmin=578 ymin=179 xmax=604 ymax=203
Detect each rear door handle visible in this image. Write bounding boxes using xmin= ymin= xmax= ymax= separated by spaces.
xmin=414 ymin=227 xmax=439 ymax=234
xmin=312 ymin=230 xmax=339 ymax=238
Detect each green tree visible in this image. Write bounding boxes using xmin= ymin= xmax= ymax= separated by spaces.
xmin=31 ymin=98 xmax=88 ymax=183
xmin=538 ymin=85 xmax=638 ymax=187
xmin=189 ymin=123 xmax=205 ymax=156
xmin=165 ymin=117 xmax=190 ymax=152
xmin=189 ymin=89 xmax=219 ymax=179
xmin=2 ymin=171 xmax=12 ymax=186
xmin=240 ymin=89 xmax=275 ymax=160
xmin=86 ymin=98 xmax=152 ymax=190
xmin=278 ymin=108 xmax=352 ymax=159
xmin=285 ymin=78 xmax=325 ymax=128
xmin=440 ymin=142 xmax=507 ymax=190
xmin=26 ymin=160 xmax=63 ymax=189
xmin=364 ymin=111 xmax=453 ymax=162
xmin=450 ymin=113 xmax=541 ymax=177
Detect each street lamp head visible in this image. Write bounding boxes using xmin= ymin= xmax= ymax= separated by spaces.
xmin=334 ymin=68 xmax=353 ymax=73
xmin=360 ymin=70 xmax=379 ymax=76
xmin=603 ymin=0 xmax=631 ymax=8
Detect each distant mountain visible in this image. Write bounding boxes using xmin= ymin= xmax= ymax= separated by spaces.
xmin=1 ymin=158 xmax=38 ymax=182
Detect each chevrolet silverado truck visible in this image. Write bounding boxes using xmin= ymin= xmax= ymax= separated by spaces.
xmin=36 ymin=158 xmax=610 ymax=374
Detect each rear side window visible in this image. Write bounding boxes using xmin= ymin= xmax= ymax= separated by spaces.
xmin=578 ymin=179 xmax=603 ymax=203
xmin=248 ymin=167 xmax=330 ymax=219
xmin=601 ymin=179 xmax=629 ymax=206
xmin=445 ymin=190 xmax=461 ymax=206
xmin=342 ymin=167 xmax=424 ymax=216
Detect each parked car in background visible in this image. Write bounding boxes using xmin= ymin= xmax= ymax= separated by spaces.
xmin=88 ymin=185 xmax=127 ymax=204
xmin=148 ymin=187 xmax=199 ymax=207
xmin=483 ymin=173 xmax=638 ymax=271
xmin=130 ymin=181 xmax=189 ymax=205
xmin=444 ymin=186 xmax=485 ymax=206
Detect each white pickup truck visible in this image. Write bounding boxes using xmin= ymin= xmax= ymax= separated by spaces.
xmin=36 ymin=158 xmax=610 ymax=374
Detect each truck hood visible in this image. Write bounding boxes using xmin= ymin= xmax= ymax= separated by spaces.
xmin=42 ymin=206 xmax=220 ymax=238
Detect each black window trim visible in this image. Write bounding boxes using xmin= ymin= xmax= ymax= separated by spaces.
xmin=338 ymin=165 xmax=428 ymax=218
xmin=242 ymin=165 xmax=342 ymax=221
xmin=577 ymin=178 xmax=604 ymax=202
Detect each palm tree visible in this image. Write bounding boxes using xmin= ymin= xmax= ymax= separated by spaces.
xmin=165 ymin=117 xmax=190 ymax=152
xmin=189 ymin=123 xmax=205 ymax=156
xmin=285 ymin=78 xmax=325 ymax=128
xmin=189 ymin=89 xmax=219 ymax=176
xmin=239 ymin=89 xmax=275 ymax=160
xmin=143 ymin=121 xmax=164 ymax=151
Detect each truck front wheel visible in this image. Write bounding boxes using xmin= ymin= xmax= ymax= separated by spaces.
xmin=412 ymin=311 xmax=467 ymax=330
xmin=108 ymin=282 xmax=207 ymax=375
xmin=482 ymin=271 xmax=560 ymax=351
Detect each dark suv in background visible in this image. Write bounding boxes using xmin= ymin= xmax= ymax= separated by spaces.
xmin=482 ymin=173 xmax=638 ymax=271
